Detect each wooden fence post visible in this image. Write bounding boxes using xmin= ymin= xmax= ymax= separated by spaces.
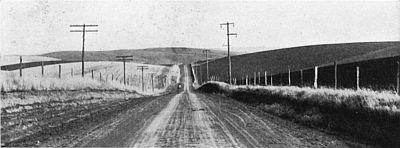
xmin=288 ymin=66 xmax=291 ymax=86
xmin=151 ymin=74 xmax=154 ymax=92
xmin=58 ymin=65 xmax=61 ymax=79
xmin=19 ymin=56 xmax=22 ymax=77
xmin=314 ymin=66 xmax=318 ymax=88
xmin=99 ymin=72 xmax=102 ymax=82
xmin=265 ymin=71 xmax=267 ymax=86
xmin=334 ymin=61 xmax=337 ymax=89
xmin=246 ymin=75 xmax=249 ymax=86
xmin=397 ymin=61 xmax=399 ymax=95
xmin=270 ymin=69 xmax=273 ymax=86
xmin=112 ymin=74 xmax=114 ymax=81
xmin=300 ymin=69 xmax=303 ymax=86
xmin=41 ymin=61 xmax=44 ymax=77
xmin=258 ymin=72 xmax=261 ymax=85
xmin=356 ymin=66 xmax=360 ymax=91
xmin=71 ymin=68 xmax=73 ymax=77
xmin=254 ymin=72 xmax=256 ymax=85
xmin=91 ymin=70 xmax=94 ymax=79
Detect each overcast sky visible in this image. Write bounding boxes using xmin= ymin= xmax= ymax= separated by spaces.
xmin=1 ymin=0 xmax=399 ymax=55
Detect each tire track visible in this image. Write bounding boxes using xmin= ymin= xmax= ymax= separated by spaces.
xmin=131 ymin=65 xmax=240 ymax=147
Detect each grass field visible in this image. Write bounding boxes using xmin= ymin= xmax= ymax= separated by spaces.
xmin=198 ymin=81 xmax=400 ymax=146
xmin=1 ymin=61 xmax=180 ymax=94
xmin=1 ymin=61 xmax=180 ymax=145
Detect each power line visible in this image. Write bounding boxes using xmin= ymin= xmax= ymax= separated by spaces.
xmin=70 ymin=24 xmax=98 ymax=77
xmin=220 ymin=22 xmax=237 ymax=84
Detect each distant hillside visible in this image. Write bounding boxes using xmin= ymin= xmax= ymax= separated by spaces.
xmin=195 ymin=41 xmax=400 ymax=82
xmin=1 ymin=55 xmax=60 ymax=66
xmin=41 ymin=47 xmax=231 ymax=64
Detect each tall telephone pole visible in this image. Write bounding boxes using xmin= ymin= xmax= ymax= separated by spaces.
xmin=70 ymin=24 xmax=98 ymax=77
xmin=203 ymin=49 xmax=210 ymax=81
xmin=116 ymin=56 xmax=133 ymax=85
xmin=220 ymin=22 xmax=237 ymax=84
xmin=137 ymin=65 xmax=149 ymax=92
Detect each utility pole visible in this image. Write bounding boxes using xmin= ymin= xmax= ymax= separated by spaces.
xmin=220 ymin=22 xmax=237 ymax=84
xmin=70 ymin=24 xmax=98 ymax=77
xmin=116 ymin=56 xmax=133 ymax=85
xmin=203 ymin=49 xmax=210 ymax=81
xmin=137 ymin=65 xmax=149 ymax=92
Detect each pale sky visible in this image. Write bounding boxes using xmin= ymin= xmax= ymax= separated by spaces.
xmin=1 ymin=0 xmax=399 ymax=55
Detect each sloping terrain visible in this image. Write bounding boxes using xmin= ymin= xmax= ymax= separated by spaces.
xmin=195 ymin=41 xmax=400 ymax=82
xmin=0 ymin=55 xmax=60 ymax=66
xmin=41 ymin=47 xmax=232 ymax=65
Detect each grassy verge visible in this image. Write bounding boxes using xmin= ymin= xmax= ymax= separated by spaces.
xmin=198 ymin=82 xmax=400 ymax=147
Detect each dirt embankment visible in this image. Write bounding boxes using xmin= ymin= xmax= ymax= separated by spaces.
xmin=198 ymin=82 xmax=400 ymax=147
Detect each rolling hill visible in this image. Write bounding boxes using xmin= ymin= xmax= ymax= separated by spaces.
xmin=41 ymin=47 xmax=234 ymax=65
xmin=195 ymin=41 xmax=400 ymax=83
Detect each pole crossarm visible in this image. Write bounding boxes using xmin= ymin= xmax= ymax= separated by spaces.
xmin=70 ymin=30 xmax=98 ymax=32
xmin=70 ymin=24 xmax=98 ymax=27
xmin=137 ymin=66 xmax=149 ymax=69
xmin=220 ymin=23 xmax=234 ymax=27
xmin=116 ymin=55 xmax=134 ymax=60
xmin=228 ymin=33 xmax=238 ymax=37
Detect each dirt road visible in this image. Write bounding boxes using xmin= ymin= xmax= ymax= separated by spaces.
xmin=45 ymin=65 xmax=352 ymax=148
